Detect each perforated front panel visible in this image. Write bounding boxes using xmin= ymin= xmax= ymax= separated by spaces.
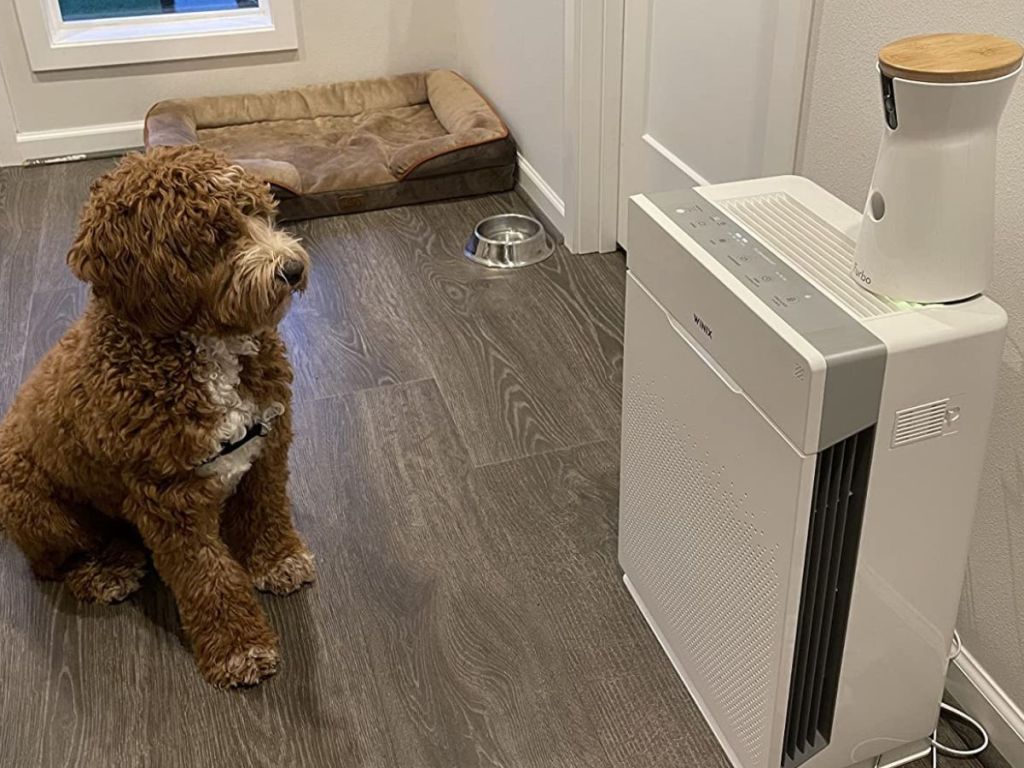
xmin=619 ymin=276 xmax=814 ymax=768
xmin=621 ymin=381 xmax=780 ymax=764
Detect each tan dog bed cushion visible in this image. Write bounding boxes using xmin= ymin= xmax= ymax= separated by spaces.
xmin=144 ymin=70 xmax=516 ymax=220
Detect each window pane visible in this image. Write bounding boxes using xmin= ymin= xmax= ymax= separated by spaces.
xmin=58 ymin=0 xmax=259 ymax=22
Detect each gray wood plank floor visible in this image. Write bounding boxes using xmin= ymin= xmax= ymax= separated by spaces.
xmin=0 ymin=160 xmax=987 ymax=768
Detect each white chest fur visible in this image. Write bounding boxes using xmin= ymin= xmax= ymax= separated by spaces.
xmin=190 ymin=334 xmax=284 ymax=490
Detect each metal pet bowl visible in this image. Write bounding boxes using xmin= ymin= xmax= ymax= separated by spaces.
xmin=464 ymin=214 xmax=553 ymax=268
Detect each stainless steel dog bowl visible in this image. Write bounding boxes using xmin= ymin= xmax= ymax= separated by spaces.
xmin=464 ymin=214 xmax=553 ymax=268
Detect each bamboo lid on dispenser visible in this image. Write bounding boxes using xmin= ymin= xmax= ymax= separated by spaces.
xmin=855 ymin=32 xmax=1023 ymax=303
xmin=879 ymin=33 xmax=1024 ymax=83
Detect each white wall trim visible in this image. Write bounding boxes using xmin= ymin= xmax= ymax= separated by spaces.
xmin=562 ymin=0 xmax=584 ymax=253
xmin=562 ymin=0 xmax=624 ymax=255
xmin=595 ymin=0 xmax=624 ymax=254
xmin=946 ymin=646 xmax=1024 ymax=766
xmin=516 ymin=152 xmax=566 ymax=236
xmin=0 ymin=56 xmax=18 ymax=166
xmin=13 ymin=119 xmax=144 ymax=163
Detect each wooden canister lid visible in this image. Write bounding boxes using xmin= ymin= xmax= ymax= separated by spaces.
xmin=879 ymin=33 xmax=1024 ymax=83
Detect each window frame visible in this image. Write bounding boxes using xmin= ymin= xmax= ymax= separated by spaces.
xmin=13 ymin=0 xmax=298 ymax=72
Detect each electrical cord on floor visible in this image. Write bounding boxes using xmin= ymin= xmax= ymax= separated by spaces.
xmin=927 ymin=630 xmax=989 ymax=767
xmin=873 ymin=631 xmax=989 ymax=768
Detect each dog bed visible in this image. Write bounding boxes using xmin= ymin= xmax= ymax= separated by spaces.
xmin=144 ymin=70 xmax=516 ymax=221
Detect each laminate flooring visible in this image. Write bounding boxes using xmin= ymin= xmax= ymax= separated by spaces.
xmin=0 ymin=160 xmax=989 ymax=767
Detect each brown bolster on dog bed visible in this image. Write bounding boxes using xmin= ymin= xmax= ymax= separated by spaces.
xmin=144 ymin=70 xmax=517 ymax=221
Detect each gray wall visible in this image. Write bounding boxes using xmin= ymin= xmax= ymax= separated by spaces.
xmin=797 ymin=0 xmax=1024 ymax=707
xmin=453 ymin=0 xmax=564 ymax=199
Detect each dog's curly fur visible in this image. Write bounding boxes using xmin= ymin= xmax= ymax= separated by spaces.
xmin=0 ymin=146 xmax=314 ymax=688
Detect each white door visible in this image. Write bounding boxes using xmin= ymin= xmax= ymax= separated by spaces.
xmin=617 ymin=0 xmax=814 ymax=248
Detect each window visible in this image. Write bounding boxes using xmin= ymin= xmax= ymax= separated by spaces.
xmin=57 ymin=0 xmax=259 ymax=22
xmin=14 ymin=0 xmax=297 ymax=71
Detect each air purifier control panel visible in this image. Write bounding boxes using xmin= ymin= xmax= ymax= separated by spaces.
xmin=647 ymin=189 xmax=874 ymax=340
xmin=630 ymin=184 xmax=888 ymax=453
xmin=680 ymin=204 xmax=814 ymax=310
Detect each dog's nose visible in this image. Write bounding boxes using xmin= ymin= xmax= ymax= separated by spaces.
xmin=278 ymin=259 xmax=305 ymax=287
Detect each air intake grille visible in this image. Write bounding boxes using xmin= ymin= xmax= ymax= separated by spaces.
xmin=782 ymin=426 xmax=875 ymax=768
xmin=716 ymin=193 xmax=916 ymax=319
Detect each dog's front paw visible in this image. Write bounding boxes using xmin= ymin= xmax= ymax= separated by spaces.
xmin=201 ymin=642 xmax=280 ymax=688
xmin=65 ymin=548 xmax=147 ymax=604
xmin=251 ymin=547 xmax=316 ymax=596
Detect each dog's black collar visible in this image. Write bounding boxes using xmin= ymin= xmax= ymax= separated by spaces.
xmin=199 ymin=420 xmax=270 ymax=468
xmin=219 ymin=420 xmax=270 ymax=457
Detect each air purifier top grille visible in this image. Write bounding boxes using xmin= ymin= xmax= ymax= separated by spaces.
xmin=717 ymin=193 xmax=914 ymax=320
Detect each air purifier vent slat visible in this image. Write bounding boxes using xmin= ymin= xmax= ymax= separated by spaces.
xmin=800 ymin=439 xmax=845 ymax=748
xmin=717 ymin=194 xmax=914 ymax=319
xmin=781 ymin=427 xmax=875 ymax=768
xmin=812 ymin=435 xmax=858 ymax=738
xmin=892 ymin=399 xmax=950 ymax=447
xmin=784 ymin=456 xmax=825 ymax=760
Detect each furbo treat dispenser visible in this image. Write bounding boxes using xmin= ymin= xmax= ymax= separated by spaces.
xmin=852 ymin=33 xmax=1024 ymax=303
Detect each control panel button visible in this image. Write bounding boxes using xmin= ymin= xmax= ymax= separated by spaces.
xmin=675 ymin=204 xmax=704 ymax=215
xmin=661 ymin=191 xmax=829 ymax=330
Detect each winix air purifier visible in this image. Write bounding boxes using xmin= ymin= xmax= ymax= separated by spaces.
xmin=852 ymin=33 xmax=1023 ymax=303
xmin=619 ymin=176 xmax=1006 ymax=768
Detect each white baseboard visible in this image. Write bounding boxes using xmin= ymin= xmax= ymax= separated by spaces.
xmin=946 ymin=646 xmax=1024 ymax=766
xmin=515 ymin=152 xmax=566 ymax=241
xmin=14 ymin=119 xmax=144 ymax=163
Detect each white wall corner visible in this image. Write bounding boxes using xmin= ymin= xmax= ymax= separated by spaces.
xmin=946 ymin=646 xmax=1024 ymax=766
xmin=791 ymin=0 xmax=824 ymax=176
xmin=516 ymin=152 xmax=566 ymax=239
xmin=760 ymin=0 xmax=816 ymax=176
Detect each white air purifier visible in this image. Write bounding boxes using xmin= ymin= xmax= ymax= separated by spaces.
xmin=619 ymin=176 xmax=1006 ymax=768
xmin=852 ymin=33 xmax=1023 ymax=303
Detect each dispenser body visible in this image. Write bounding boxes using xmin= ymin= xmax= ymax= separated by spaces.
xmin=852 ymin=67 xmax=1019 ymax=303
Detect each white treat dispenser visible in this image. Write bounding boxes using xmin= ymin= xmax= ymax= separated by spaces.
xmin=853 ymin=33 xmax=1023 ymax=303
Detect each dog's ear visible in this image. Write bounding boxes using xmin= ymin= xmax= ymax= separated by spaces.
xmin=66 ymin=193 xmax=131 ymax=287
xmin=67 ymin=150 xmax=221 ymax=335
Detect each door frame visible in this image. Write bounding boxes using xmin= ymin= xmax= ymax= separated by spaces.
xmin=562 ymin=0 xmax=624 ymax=255
xmin=563 ymin=0 xmax=815 ymax=254
xmin=0 ymin=57 xmax=18 ymax=166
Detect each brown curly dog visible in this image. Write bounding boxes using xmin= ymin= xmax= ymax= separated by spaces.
xmin=0 ymin=146 xmax=314 ymax=687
